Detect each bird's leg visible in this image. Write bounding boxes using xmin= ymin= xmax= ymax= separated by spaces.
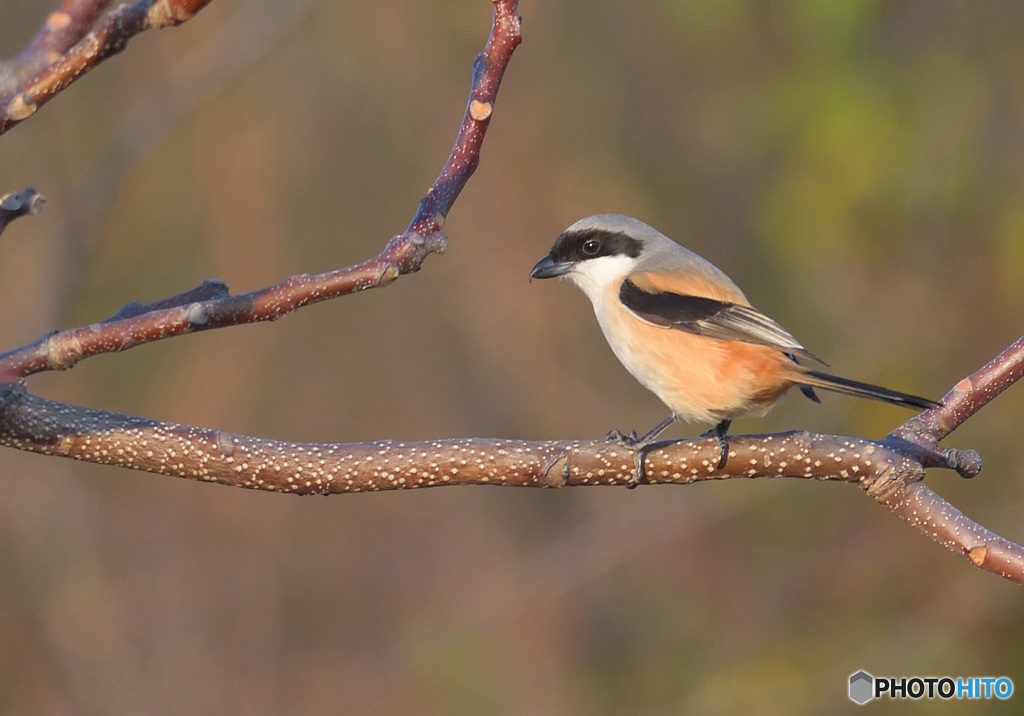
xmin=605 ymin=414 xmax=676 ymax=447
xmin=699 ymin=419 xmax=732 ymax=469
xmin=606 ymin=414 xmax=677 ymax=486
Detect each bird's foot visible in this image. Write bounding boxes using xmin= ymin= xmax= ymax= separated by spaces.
xmin=605 ymin=428 xmax=640 ymax=446
xmin=699 ymin=420 xmax=731 ymax=470
xmin=602 ymin=432 xmax=659 ymax=487
xmin=606 ymin=415 xmax=678 ymax=488
xmin=605 ymin=429 xmax=648 ymax=487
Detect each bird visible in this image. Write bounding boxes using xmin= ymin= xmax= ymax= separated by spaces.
xmin=529 ymin=213 xmax=939 ymax=484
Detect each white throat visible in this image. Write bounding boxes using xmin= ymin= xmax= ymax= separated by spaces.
xmin=565 ymin=255 xmax=637 ymax=304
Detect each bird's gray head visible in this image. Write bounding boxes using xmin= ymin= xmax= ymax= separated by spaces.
xmin=529 ymin=214 xmax=684 ymax=300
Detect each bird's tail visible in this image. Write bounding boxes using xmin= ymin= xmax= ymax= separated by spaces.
xmin=796 ymin=369 xmax=939 ymax=410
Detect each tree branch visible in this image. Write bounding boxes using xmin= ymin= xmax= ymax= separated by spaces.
xmin=895 ymin=334 xmax=1024 ymax=444
xmin=878 ymin=481 xmax=1024 ymax=583
xmin=0 ymin=1 xmax=113 ymax=96
xmin=0 ymin=0 xmax=522 ymax=382
xmin=0 ymin=0 xmax=214 ymax=135
xmin=0 ymin=384 xmax=929 ymax=496
xmin=0 ymin=0 xmax=1019 ymax=587
xmin=0 ymin=332 xmax=1021 ymax=583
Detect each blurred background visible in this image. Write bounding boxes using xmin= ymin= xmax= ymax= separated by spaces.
xmin=0 ymin=0 xmax=1022 ymax=713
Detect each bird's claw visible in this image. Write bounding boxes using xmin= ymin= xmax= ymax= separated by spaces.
xmin=606 ymin=428 xmax=648 ymax=487
xmin=699 ymin=426 xmax=730 ymax=469
xmin=605 ymin=428 xmax=639 ymax=446
xmin=627 ymin=453 xmax=647 ymax=488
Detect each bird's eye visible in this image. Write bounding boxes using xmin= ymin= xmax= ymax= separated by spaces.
xmin=582 ymin=239 xmax=601 ymax=255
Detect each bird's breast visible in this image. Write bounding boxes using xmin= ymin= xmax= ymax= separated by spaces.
xmin=592 ymin=285 xmax=794 ymax=424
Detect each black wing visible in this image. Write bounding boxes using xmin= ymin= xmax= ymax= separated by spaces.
xmin=619 ymin=278 xmax=824 ymax=364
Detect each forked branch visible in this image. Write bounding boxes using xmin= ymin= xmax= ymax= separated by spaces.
xmin=0 ymin=337 xmax=1019 ymax=582
xmin=0 ymin=0 xmax=1020 ymax=585
xmin=0 ymin=0 xmax=522 ymax=381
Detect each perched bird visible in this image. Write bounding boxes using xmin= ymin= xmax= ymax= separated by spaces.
xmin=529 ymin=213 xmax=938 ymax=482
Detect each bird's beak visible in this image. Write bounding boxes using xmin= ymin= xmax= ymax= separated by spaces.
xmin=529 ymin=255 xmax=574 ymax=281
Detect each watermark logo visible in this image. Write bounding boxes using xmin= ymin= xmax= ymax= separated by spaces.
xmin=849 ymin=671 xmax=1014 ymax=704
xmin=849 ymin=671 xmax=873 ymax=705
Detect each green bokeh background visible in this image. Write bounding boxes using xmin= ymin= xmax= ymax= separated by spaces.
xmin=1 ymin=1 xmax=1022 ymax=713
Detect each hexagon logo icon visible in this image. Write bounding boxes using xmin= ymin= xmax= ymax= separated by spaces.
xmin=849 ymin=671 xmax=874 ymax=704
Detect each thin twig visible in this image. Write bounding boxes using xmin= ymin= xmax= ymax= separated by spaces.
xmin=878 ymin=481 xmax=1024 ymax=583
xmin=0 ymin=0 xmax=522 ymax=381
xmin=0 ymin=1 xmax=113 ymax=95
xmin=0 ymin=0 xmax=214 ymax=135
xmin=895 ymin=334 xmax=1024 ymax=443
xmin=406 ymin=0 xmax=521 ymax=236
xmin=0 ymin=187 xmax=46 ymax=235
xmin=867 ymin=333 xmax=1024 ymax=581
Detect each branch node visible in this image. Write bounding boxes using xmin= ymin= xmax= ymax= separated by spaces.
xmin=44 ymin=330 xmax=83 ymax=371
xmin=185 ymin=302 xmax=209 ymax=326
xmin=427 ymin=230 xmax=449 ymax=254
xmin=539 ymin=452 xmax=569 ymax=487
xmin=54 ymin=433 xmax=76 ymax=456
xmin=1 ymin=189 xmax=35 ymax=213
xmin=379 ymin=263 xmax=401 ymax=285
xmin=968 ymin=545 xmax=989 ymax=567
xmin=108 ymin=279 xmax=229 ymax=321
xmin=864 ymin=462 xmax=915 ymax=501
xmin=215 ymin=430 xmax=237 ymax=456
xmin=147 ymin=0 xmax=198 ymax=29
xmin=46 ymin=11 xmax=73 ymax=31
xmin=946 ymin=448 xmax=982 ymax=479
xmin=0 ymin=187 xmax=46 ymax=235
xmin=469 ymin=99 xmax=493 ymax=121
xmin=6 ymin=93 xmax=37 ymax=121
xmin=953 ymin=376 xmax=974 ymax=394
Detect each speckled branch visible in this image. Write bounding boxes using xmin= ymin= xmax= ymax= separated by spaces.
xmin=0 ymin=1 xmax=113 ymax=96
xmin=0 ymin=378 xmax=1017 ymax=585
xmin=895 ymin=334 xmax=1024 ymax=443
xmin=406 ymin=0 xmax=521 ymax=237
xmin=878 ymin=481 xmax=1024 ymax=583
xmin=0 ymin=0 xmax=1020 ymax=586
xmin=873 ymin=333 xmax=1024 ymax=582
xmin=0 ymin=0 xmax=214 ymax=135
xmin=0 ymin=0 xmax=521 ymax=381
xmin=0 ymin=383 xmax=912 ymax=491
